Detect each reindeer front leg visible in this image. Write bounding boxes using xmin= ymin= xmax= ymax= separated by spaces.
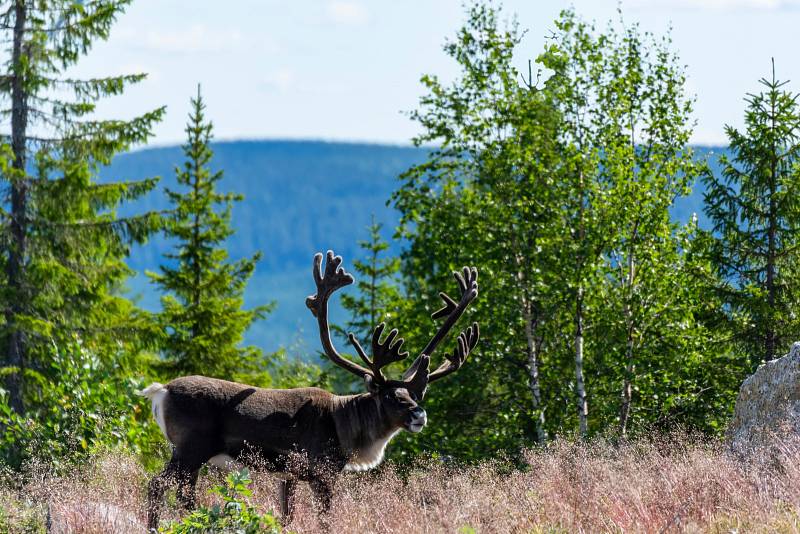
xmin=277 ymin=478 xmax=296 ymax=525
xmin=309 ymin=476 xmax=335 ymax=532
xmin=176 ymin=469 xmax=199 ymax=511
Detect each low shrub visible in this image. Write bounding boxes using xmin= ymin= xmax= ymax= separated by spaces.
xmin=160 ymin=469 xmax=283 ymax=534
xmin=0 ymin=338 xmax=163 ymax=470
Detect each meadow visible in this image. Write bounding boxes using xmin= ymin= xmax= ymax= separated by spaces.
xmin=2 ymin=434 xmax=800 ymax=533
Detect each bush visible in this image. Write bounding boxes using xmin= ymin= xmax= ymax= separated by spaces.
xmin=160 ymin=469 xmax=282 ymax=534
xmin=0 ymin=337 xmax=163 ymax=470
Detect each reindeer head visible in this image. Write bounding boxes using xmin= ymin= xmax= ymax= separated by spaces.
xmin=306 ymin=251 xmax=480 ymax=434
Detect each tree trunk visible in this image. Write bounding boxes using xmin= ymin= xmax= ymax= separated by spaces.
xmin=523 ymin=302 xmax=546 ymax=444
xmin=575 ymin=284 xmax=588 ymax=438
xmin=765 ymin=76 xmax=778 ymax=363
xmin=5 ymin=0 xmax=29 ymax=414
xmin=574 ymin=167 xmax=589 ymax=439
xmin=619 ymin=324 xmax=635 ymax=435
xmin=619 ymin=245 xmax=636 ymax=435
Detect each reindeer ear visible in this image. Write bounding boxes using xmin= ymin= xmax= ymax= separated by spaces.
xmin=364 ymin=374 xmax=380 ymax=394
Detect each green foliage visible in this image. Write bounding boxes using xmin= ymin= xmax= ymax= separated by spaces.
xmin=160 ymin=469 xmax=283 ymax=534
xmin=0 ymin=0 xmax=165 ymax=414
xmin=391 ymin=1 xmax=744 ymax=460
xmin=335 ymin=217 xmax=404 ymax=392
xmin=0 ymin=337 xmax=162 ymax=470
xmin=393 ymin=0 xmax=554 ymax=458
xmin=539 ymin=8 xmax=735 ymax=436
xmin=148 ymin=88 xmax=273 ymax=382
xmin=266 ymin=347 xmax=330 ymax=390
xmin=340 ymin=217 xmax=402 ymax=345
xmin=703 ymin=61 xmax=800 ymax=367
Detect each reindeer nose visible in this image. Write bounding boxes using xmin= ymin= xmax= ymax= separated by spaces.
xmin=411 ymin=407 xmax=427 ymax=424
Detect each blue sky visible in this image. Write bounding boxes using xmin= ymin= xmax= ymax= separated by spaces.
xmin=71 ymin=0 xmax=800 ymax=147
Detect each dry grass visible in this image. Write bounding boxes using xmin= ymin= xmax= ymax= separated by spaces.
xmin=2 ymin=434 xmax=800 ymax=533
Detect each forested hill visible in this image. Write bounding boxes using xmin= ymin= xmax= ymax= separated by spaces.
xmin=103 ymin=140 xmax=427 ymax=353
xmin=103 ymin=140 xmax=727 ymax=353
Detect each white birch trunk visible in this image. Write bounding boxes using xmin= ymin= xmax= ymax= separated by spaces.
xmin=523 ymin=303 xmax=546 ymax=443
xmin=575 ymin=284 xmax=588 ymax=437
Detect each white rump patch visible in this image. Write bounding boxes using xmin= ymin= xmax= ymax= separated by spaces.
xmin=345 ymin=430 xmax=400 ymax=472
xmin=137 ymin=383 xmax=170 ymax=443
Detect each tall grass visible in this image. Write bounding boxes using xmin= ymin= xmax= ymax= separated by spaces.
xmin=2 ymin=434 xmax=800 ymax=533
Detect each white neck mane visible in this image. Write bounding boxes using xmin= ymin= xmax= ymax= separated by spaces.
xmin=333 ymin=394 xmax=401 ymax=472
xmin=344 ymin=429 xmax=400 ymax=471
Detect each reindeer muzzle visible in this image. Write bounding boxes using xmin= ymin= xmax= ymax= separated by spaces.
xmin=406 ymin=407 xmax=427 ymax=433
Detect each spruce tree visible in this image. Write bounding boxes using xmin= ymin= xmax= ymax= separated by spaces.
xmin=704 ymin=61 xmax=800 ymax=366
xmin=149 ymin=88 xmax=271 ymax=381
xmin=0 ymin=0 xmax=165 ymax=413
xmin=340 ymin=216 xmax=402 ymax=348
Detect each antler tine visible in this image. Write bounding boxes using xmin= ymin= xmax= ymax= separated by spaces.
xmin=421 ymin=266 xmax=479 ymax=358
xmin=431 ymin=292 xmax=457 ymax=321
xmin=306 ymin=251 xmax=372 ymax=379
xmin=306 ymin=251 xmax=354 ymax=318
xmin=428 ymin=322 xmax=479 ymax=383
xmin=347 ymin=333 xmax=374 ymax=369
xmin=404 ymin=354 xmax=430 ymax=399
xmin=370 ymin=323 xmax=410 ymax=382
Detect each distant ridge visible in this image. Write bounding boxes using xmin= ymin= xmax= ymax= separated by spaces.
xmin=102 ymin=140 xmax=726 ymax=355
xmin=103 ymin=140 xmax=428 ymax=353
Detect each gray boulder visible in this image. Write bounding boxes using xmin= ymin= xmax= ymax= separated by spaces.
xmin=728 ymin=341 xmax=800 ymax=450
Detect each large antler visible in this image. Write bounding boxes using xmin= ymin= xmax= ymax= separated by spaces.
xmin=306 ymin=251 xmax=479 ymax=397
xmin=306 ymin=251 xmax=372 ymax=379
xmin=428 ymin=322 xmax=479 ymax=383
xmin=373 ymin=266 xmax=480 ymax=398
xmin=423 ymin=266 xmax=479 ymax=358
xmin=399 ymin=267 xmax=480 ymax=396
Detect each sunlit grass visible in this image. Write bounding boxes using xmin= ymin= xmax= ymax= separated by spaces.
xmin=2 ymin=434 xmax=800 ymax=533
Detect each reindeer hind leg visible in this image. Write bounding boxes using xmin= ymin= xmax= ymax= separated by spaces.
xmin=147 ymin=461 xmax=179 ymax=531
xmin=148 ymin=450 xmax=208 ymax=531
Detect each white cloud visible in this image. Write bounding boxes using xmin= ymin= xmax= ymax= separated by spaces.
xmin=326 ymin=1 xmax=369 ymax=25
xmin=261 ymin=68 xmax=296 ymax=93
xmin=132 ymin=25 xmax=245 ymax=53
xmin=629 ymin=0 xmax=800 ymax=9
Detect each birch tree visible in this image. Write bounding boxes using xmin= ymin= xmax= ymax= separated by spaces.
xmin=589 ymin=20 xmax=704 ymax=435
xmin=393 ymin=2 xmax=563 ymax=449
xmin=539 ymin=12 xmax=611 ymax=437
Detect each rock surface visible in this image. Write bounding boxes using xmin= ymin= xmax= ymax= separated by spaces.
xmin=728 ymin=341 xmax=800 ymax=450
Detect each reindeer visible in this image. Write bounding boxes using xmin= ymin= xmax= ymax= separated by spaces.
xmin=139 ymin=250 xmax=479 ymax=531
